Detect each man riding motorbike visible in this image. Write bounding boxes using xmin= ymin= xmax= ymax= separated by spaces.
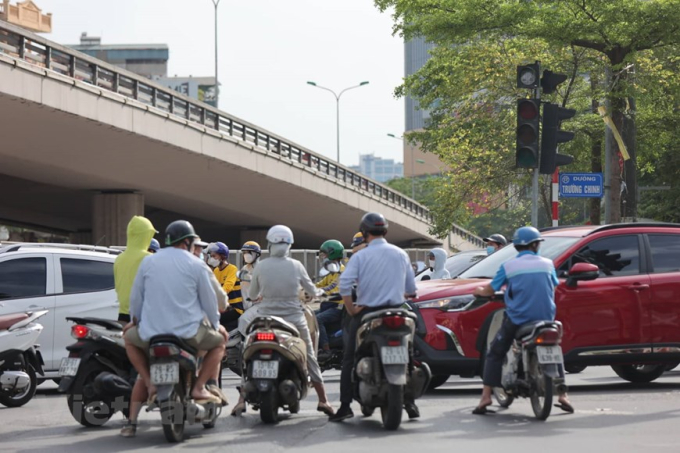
xmin=483 ymin=233 xmax=507 ymax=255
xmin=472 ymin=226 xmax=573 ymax=415
xmin=208 ymin=242 xmax=245 ymax=331
xmin=314 ymin=240 xmax=345 ymax=358
xmin=231 ymin=225 xmax=334 ymax=417
xmin=330 ymin=212 xmax=418 ymax=422
xmin=121 ymin=220 xmax=228 ymax=437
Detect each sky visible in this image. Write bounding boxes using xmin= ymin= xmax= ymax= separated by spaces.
xmin=35 ymin=0 xmax=406 ymax=167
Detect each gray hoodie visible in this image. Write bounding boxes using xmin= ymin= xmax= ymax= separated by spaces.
xmin=429 ymin=248 xmax=451 ymax=280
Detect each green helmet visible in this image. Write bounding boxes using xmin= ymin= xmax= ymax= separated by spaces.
xmin=319 ymin=239 xmax=344 ymax=261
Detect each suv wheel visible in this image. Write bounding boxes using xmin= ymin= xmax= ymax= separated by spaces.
xmin=611 ymin=364 xmax=666 ymax=383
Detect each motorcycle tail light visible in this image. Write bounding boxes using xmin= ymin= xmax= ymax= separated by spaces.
xmin=71 ymin=325 xmax=90 ymax=339
xmin=536 ymin=329 xmax=560 ymax=345
xmin=260 ymin=349 xmax=273 ymax=355
xmin=150 ymin=344 xmax=181 ymax=357
xmin=387 ymin=340 xmax=401 ymax=346
xmin=256 ymin=332 xmax=276 ymax=342
xmin=383 ymin=316 xmax=405 ymax=329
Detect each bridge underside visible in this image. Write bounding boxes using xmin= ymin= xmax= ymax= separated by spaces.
xmin=0 ymin=91 xmax=440 ymax=249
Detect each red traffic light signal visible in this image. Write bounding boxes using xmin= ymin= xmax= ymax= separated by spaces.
xmin=516 ymin=99 xmax=540 ymax=168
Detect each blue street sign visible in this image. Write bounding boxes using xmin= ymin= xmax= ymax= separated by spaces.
xmin=559 ymin=173 xmax=603 ymax=198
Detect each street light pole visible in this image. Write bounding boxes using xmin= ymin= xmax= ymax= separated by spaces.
xmin=307 ymin=81 xmax=369 ymax=164
xmin=212 ymin=0 xmax=220 ymax=108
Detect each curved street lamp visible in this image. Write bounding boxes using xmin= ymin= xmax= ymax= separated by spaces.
xmin=307 ymin=81 xmax=369 ymax=164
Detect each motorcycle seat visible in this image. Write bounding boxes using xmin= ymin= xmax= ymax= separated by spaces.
xmin=247 ymin=316 xmax=300 ymax=337
xmin=0 ymin=313 xmax=29 ymax=330
xmin=149 ymin=335 xmax=198 ymax=356
xmin=515 ymin=320 xmax=562 ymax=340
xmin=360 ymin=307 xmax=417 ymax=324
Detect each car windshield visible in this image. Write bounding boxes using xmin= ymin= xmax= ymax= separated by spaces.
xmin=458 ymin=236 xmax=580 ymax=279
xmin=416 ymin=251 xmax=485 ymax=281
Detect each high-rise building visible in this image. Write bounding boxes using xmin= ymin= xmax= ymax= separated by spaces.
xmin=403 ymin=37 xmax=444 ymax=178
xmin=350 ymin=154 xmax=403 ymax=183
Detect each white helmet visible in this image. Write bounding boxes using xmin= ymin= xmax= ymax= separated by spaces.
xmin=266 ymin=225 xmax=294 ymax=245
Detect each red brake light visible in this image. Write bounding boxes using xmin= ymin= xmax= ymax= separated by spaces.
xmin=260 ymin=349 xmax=273 ymax=355
xmin=152 ymin=346 xmax=172 ymax=357
xmin=383 ymin=316 xmax=405 ymax=329
xmin=72 ymin=325 xmax=90 ymax=339
xmin=387 ymin=340 xmax=401 ymax=346
xmin=256 ymin=332 xmax=276 ymax=342
xmin=536 ymin=329 xmax=560 ymax=345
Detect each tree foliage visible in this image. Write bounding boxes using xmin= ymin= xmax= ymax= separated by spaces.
xmin=376 ymin=0 xmax=680 ymax=235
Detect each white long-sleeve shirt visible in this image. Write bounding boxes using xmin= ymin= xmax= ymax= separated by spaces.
xmin=130 ymin=247 xmax=219 ymax=341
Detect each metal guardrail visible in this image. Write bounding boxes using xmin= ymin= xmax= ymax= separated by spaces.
xmin=0 ymin=20 xmax=435 ymax=223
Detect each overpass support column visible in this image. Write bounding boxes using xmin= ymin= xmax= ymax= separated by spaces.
xmin=92 ymin=192 xmax=145 ymax=247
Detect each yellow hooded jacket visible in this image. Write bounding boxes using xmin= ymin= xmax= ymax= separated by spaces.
xmin=114 ymin=216 xmax=157 ymax=316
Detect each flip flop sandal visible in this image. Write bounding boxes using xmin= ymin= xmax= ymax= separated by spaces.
xmin=195 ymin=395 xmax=221 ymax=405
xmin=231 ymin=401 xmax=246 ymax=417
xmin=317 ymin=403 xmax=335 ymax=416
xmin=472 ymin=405 xmax=495 ymax=415
xmin=207 ymin=385 xmax=229 ymax=407
xmin=554 ymin=402 xmax=575 ymax=413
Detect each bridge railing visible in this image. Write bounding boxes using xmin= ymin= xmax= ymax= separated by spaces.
xmin=0 ymin=20 xmax=435 ymax=223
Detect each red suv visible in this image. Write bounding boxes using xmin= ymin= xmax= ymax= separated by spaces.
xmin=411 ymin=223 xmax=680 ymax=389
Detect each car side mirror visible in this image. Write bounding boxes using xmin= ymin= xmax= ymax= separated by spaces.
xmin=566 ymin=263 xmax=599 ymax=287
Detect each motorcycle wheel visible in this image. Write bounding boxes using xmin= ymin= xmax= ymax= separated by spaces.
xmin=0 ymin=365 xmax=37 ymax=408
xmin=161 ymin=386 xmax=185 ymax=443
xmin=528 ymin=354 xmax=553 ymax=421
xmin=66 ymin=362 xmax=113 ymax=427
xmin=492 ymin=387 xmax=514 ymax=408
xmin=427 ymin=374 xmax=450 ymax=390
xmin=259 ymin=390 xmax=279 ymax=424
xmin=380 ymin=384 xmax=403 ymax=431
xmin=361 ymin=404 xmax=375 ymax=417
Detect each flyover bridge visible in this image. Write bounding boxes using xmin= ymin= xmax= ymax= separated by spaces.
xmin=0 ymin=20 xmax=483 ymax=251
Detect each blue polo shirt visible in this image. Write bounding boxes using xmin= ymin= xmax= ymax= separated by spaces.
xmin=490 ymin=251 xmax=559 ymax=325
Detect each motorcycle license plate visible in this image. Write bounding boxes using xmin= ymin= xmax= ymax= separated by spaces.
xmin=59 ymin=358 xmax=81 ymax=376
xmin=380 ymin=346 xmax=409 ymax=365
xmin=536 ymin=346 xmax=563 ymax=364
xmin=252 ymin=360 xmax=279 ymax=379
xmin=150 ymin=362 xmax=179 ymax=385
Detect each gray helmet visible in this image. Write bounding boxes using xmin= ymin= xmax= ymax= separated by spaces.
xmin=483 ymin=233 xmax=507 ymax=246
xmin=360 ymin=212 xmax=388 ymax=237
xmin=165 ymin=220 xmax=198 ymax=246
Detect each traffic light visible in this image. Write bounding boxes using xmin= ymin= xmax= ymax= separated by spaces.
xmin=540 ymin=70 xmax=568 ymax=94
xmin=517 ymin=63 xmax=540 ymax=89
xmin=516 ymin=98 xmax=540 ymax=168
xmin=539 ymin=102 xmax=575 ymax=174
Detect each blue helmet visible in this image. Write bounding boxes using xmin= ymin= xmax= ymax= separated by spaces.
xmin=512 ymin=226 xmax=544 ymax=246
xmin=149 ymin=238 xmax=160 ymax=252
xmin=209 ymin=241 xmax=229 ymax=257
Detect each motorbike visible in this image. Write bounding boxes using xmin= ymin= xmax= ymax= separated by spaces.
xmin=148 ymin=335 xmax=221 ymax=443
xmin=352 ymin=305 xmax=431 ymax=430
xmin=482 ymin=294 xmax=567 ymax=421
xmin=315 ymin=294 xmax=345 ymax=373
xmin=0 ymin=310 xmax=47 ymax=408
xmin=58 ymin=317 xmax=134 ymax=427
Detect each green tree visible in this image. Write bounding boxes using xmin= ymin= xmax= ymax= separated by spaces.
xmin=376 ymin=0 xmax=680 ymax=231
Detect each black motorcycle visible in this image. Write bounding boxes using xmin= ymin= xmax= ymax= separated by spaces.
xmin=58 ymin=317 xmax=134 ymax=427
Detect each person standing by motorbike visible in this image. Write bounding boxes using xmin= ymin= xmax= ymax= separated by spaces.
xmin=208 ymin=242 xmax=245 ymax=331
xmin=121 ymin=220 xmax=228 ymax=437
xmin=238 ymin=241 xmax=262 ymax=307
xmin=472 ymin=226 xmax=573 ymax=415
xmin=314 ymin=239 xmax=345 ymax=357
xmin=330 ymin=212 xmax=418 ymax=422
xmin=231 ymin=225 xmax=334 ymax=417
xmin=427 ymin=248 xmax=450 ymax=280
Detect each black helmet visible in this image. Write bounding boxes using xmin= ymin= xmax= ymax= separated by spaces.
xmin=165 ymin=220 xmax=198 ymax=246
xmin=360 ymin=212 xmax=388 ymax=237
xmin=483 ymin=233 xmax=507 ymax=246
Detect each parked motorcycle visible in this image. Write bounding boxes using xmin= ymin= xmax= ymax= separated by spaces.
xmin=148 ymin=335 xmax=221 ymax=443
xmin=352 ymin=306 xmax=431 ymax=430
xmin=0 ymin=310 xmax=47 ymax=408
xmin=483 ymin=294 xmax=567 ymax=421
xmin=242 ymin=315 xmax=310 ymax=423
xmin=58 ymin=317 xmax=134 ymax=427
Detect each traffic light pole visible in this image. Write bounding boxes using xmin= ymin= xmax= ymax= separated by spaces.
xmin=531 ymin=85 xmax=541 ymax=227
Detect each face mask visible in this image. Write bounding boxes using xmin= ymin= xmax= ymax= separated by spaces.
xmin=486 ymin=246 xmax=496 ymax=255
xmin=208 ymin=257 xmax=220 ymax=267
xmin=325 ymin=261 xmax=340 ymax=273
xmin=244 ymin=253 xmax=255 ymax=264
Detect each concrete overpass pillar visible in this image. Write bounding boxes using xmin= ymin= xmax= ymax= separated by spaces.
xmin=92 ymin=192 xmax=144 ymax=247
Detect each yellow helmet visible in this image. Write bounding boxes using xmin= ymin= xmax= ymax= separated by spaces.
xmin=241 ymin=241 xmax=261 ymax=254
xmin=350 ymin=232 xmax=364 ymax=248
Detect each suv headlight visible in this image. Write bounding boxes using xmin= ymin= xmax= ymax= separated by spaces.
xmin=417 ymin=295 xmax=476 ymax=311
